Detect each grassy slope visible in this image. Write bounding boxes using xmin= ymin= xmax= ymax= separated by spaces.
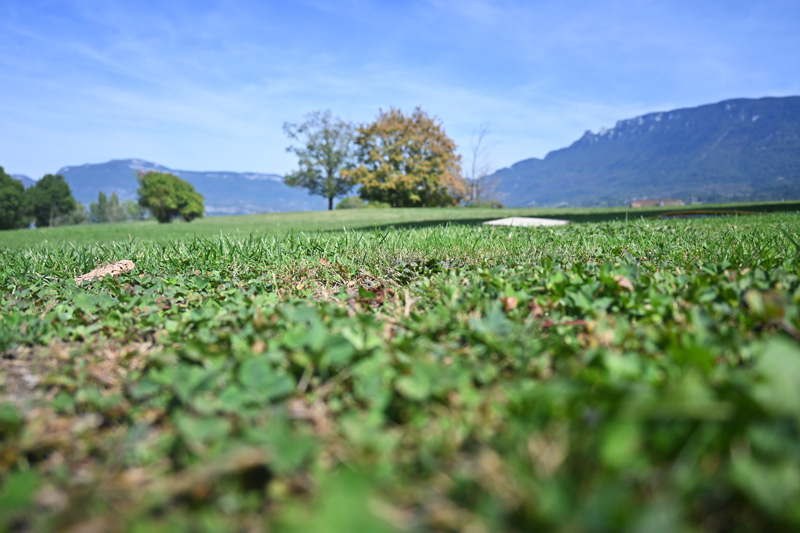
xmin=1 ymin=210 xmax=800 ymax=531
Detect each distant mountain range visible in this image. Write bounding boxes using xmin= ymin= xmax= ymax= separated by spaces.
xmin=13 ymin=159 xmax=326 ymax=215
xmin=10 ymin=96 xmax=799 ymax=214
xmin=491 ymin=96 xmax=800 ymax=207
xmin=11 ymin=175 xmax=36 ymax=188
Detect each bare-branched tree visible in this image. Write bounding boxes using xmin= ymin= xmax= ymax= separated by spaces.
xmin=466 ymin=123 xmax=499 ymax=206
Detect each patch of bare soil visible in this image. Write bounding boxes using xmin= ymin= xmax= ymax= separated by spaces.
xmin=0 ymin=340 xmax=154 ymax=411
xmin=0 ymin=348 xmax=52 ymax=408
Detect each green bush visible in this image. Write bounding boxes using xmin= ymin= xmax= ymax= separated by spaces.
xmin=137 ymin=171 xmax=204 ymax=223
xmin=467 ymin=199 xmax=505 ymax=208
xmin=336 ymin=196 xmax=365 ymax=209
xmin=0 ymin=167 xmax=31 ymax=230
xmin=26 ymin=174 xmax=76 ymax=228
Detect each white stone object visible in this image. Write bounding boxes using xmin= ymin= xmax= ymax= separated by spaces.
xmin=483 ymin=217 xmax=570 ymax=227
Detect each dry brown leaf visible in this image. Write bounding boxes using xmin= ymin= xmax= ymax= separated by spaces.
xmin=251 ymin=339 xmax=266 ymax=354
xmin=288 ymin=397 xmax=334 ymax=436
xmin=74 ymin=260 xmax=135 ymax=285
xmin=529 ymin=300 xmax=544 ymax=318
xmin=500 ymin=296 xmax=518 ymax=312
xmin=613 ymin=274 xmax=634 ymax=292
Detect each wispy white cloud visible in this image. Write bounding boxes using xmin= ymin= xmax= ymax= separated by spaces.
xmin=1 ymin=0 xmax=799 ymax=179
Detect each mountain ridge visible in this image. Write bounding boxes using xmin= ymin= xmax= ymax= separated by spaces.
xmin=54 ymin=159 xmax=326 ymax=215
xmin=10 ymin=96 xmax=800 ymax=214
xmin=11 ymin=174 xmax=36 ymax=188
xmin=492 ymin=96 xmax=800 ymax=207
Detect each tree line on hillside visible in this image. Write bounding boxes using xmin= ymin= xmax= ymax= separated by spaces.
xmin=283 ymin=107 xmax=498 ymax=210
xmin=0 ymin=168 xmax=204 ymax=230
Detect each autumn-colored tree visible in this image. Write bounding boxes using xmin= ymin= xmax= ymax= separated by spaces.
xmin=345 ymin=107 xmax=467 ymax=207
xmin=283 ymin=110 xmax=356 ymax=211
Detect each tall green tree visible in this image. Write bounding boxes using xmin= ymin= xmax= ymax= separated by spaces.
xmin=283 ymin=110 xmax=356 ymax=211
xmin=122 ymin=199 xmax=148 ymax=220
xmin=108 ymin=192 xmax=124 ymax=222
xmin=0 ymin=167 xmax=31 ymax=230
xmin=90 ymin=191 xmax=110 ymax=223
xmin=345 ymin=107 xmax=467 ymax=207
xmin=55 ymin=202 xmax=89 ymax=226
xmin=89 ymin=191 xmax=126 ymax=223
xmin=27 ymin=174 xmax=76 ymax=228
xmin=137 ymin=171 xmax=204 ymax=223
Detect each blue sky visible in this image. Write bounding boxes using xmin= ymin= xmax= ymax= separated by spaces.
xmin=2 ymin=0 xmax=799 ymax=179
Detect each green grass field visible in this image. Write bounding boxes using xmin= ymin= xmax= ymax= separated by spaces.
xmin=2 ymin=206 xmax=800 ymax=531
xmin=2 ymin=199 xmax=799 ymax=249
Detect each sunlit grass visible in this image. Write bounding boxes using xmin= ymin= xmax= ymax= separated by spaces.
xmin=1 ymin=210 xmax=800 ymax=531
xmin=2 ymin=199 xmax=799 ymax=248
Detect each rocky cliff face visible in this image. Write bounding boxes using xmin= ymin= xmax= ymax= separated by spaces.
xmin=492 ymin=96 xmax=800 ymax=207
xmin=576 ymin=98 xmax=798 ymax=147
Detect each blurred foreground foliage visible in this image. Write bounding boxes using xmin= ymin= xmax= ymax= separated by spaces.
xmin=1 ymin=213 xmax=800 ymax=531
